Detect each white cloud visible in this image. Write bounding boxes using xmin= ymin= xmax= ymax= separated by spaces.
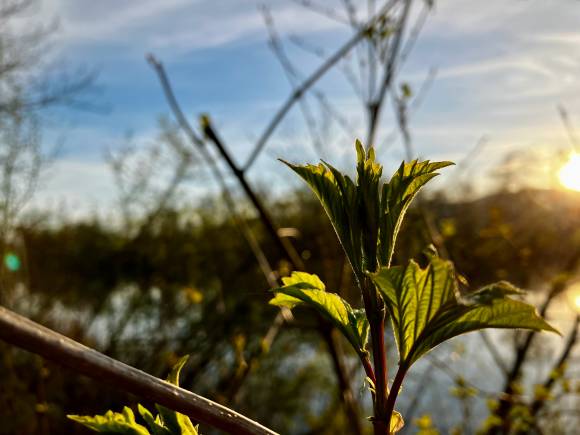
xmin=29 ymin=158 xmax=115 ymax=220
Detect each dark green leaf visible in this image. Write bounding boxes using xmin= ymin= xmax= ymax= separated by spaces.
xmin=270 ymin=272 xmax=369 ymax=354
xmin=371 ymin=255 xmax=558 ymax=366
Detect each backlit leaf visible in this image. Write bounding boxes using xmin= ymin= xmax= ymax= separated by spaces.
xmin=391 ymin=410 xmax=405 ymax=433
xmin=156 ymin=356 xmax=199 ymax=435
xmin=378 ymin=160 xmax=453 ymax=267
xmin=138 ymin=405 xmax=171 ymax=435
xmin=371 ymin=254 xmax=558 ymax=366
xmin=282 ymin=141 xmax=452 ymax=279
xmin=68 ymin=407 xmax=150 ymax=434
xmin=270 ymin=271 xmax=369 ymax=354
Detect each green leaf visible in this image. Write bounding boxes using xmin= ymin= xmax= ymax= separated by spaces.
xmin=378 ymin=160 xmax=453 ymax=267
xmin=370 ymin=254 xmax=558 ymax=367
xmin=68 ymin=407 xmax=150 ymax=434
xmin=269 ymin=271 xmax=369 ymax=354
xmin=156 ymin=356 xmax=199 ymax=435
xmin=69 ymin=359 xmax=199 ymax=435
xmin=281 ymin=155 xmax=363 ymax=275
xmin=138 ymin=405 xmax=172 ymax=435
xmin=282 ymin=141 xmax=452 ymax=278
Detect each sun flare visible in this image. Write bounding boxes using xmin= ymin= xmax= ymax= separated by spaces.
xmin=559 ymin=153 xmax=580 ymax=191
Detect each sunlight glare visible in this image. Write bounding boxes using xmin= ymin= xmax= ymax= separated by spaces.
xmin=559 ymin=153 xmax=580 ymax=191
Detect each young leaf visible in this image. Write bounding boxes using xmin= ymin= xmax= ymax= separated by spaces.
xmin=156 ymin=356 xmax=199 ymax=435
xmin=378 ymin=160 xmax=454 ymax=267
xmin=68 ymin=407 xmax=150 ymax=435
xmin=282 ymin=140 xmax=452 ymax=278
xmin=269 ymin=271 xmax=369 ymax=354
xmin=138 ymin=404 xmax=172 ymax=435
xmin=280 ymin=157 xmax=363 ymax=275
xmin=391 ymin=411 xmax=405 ymax=433
xmin=370 ymin=254 xmax=558 ymax=367
xmin=68 ymin=358 xmax=199 ymax=435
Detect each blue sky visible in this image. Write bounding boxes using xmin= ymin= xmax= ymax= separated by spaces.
xmin=21 ymin=0 xmax=580 ymax=217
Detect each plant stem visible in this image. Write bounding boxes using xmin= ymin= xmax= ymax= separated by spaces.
xmin=361 ymin=353 xmax=377 ymax=386
xmin=371 ymin=314 xmax=389 ymax=435
xmin=385 ymin=364 xmax=409 ymax=433
xmin=360 ymin=276 xmax=389 ymax=434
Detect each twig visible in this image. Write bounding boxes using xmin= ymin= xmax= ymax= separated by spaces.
xmin=0 ymin=306 xmax=278 ymax=435
xmin=244 ymin=0 xmax=399 ymax=171
xmin=529 ymin=314 xmax=580 ymax=418
xmin=261 ymin=6 xmax=325 ymax=155
xmin=488 ymin=249 xmax=580 ymax=434
xmin=149 ymin=56 xmax=363 ymax=433
xmin=425 ymin=354 xmax=497 ymax=397
xmin=366 ymin=0 xmax=412 ymax=148
xmin=401 ymin=366 xmax=434 ymax=429
xmin=557 ymin=105 xmax=580 ymax=152
xmin=378 ymin=67 xmax=436 ymax=153
xmin=146 ymin=54 xmax=279 ymax=286
xmin=289 ymin=0 xmax=352 ymax=25
xmin=478 ymin=330 xmax=509 ymax=375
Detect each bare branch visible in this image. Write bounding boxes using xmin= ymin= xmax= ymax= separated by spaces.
xmin=528 ymin=314 xmax=579 ymax=419
xmin=289 ymin=0 xmax=352 ymax=25
xmin=557 ymin=104 xmax=580 ymax=152
xmin=0 ymin=306 xmax=278 ymax=435
xmin=478 ymin=330 xmax=509 ymax=375
xmin=261 ymin=6 xmax=325 ymax=155
xmin=366 ymin=0 xmax=412 ymax=149
xmin=244 ymin=0 xmax=399 ymax=171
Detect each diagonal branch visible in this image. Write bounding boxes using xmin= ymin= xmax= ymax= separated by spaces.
xmin=528 ymin=314 xmax=579 ymax=420
xmin=148 ymin=56 xmax=363 ymax=434
xmin=244 ymin=0 xmax=399 ymax=171
xmin=0 ymin=306 xmax=278 ymax=435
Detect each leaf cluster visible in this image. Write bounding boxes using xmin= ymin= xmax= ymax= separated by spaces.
xmin=271 ymin=139 xmax=558 ymax=432
xmin=68 ymin=356 xmax=199 ymax=435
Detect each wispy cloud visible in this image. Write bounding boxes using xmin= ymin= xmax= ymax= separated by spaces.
xmin=20 ymin=0 xmax=580 ymax=211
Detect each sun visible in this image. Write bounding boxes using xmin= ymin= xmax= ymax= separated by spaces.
xmin=559 ymin=153 xmax=580 ymax=191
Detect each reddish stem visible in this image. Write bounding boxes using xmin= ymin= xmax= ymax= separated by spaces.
xmin=384 ymin=365 xmax=409 ymax=433
xmin=361 ymin=353 xmax=377 ymax=386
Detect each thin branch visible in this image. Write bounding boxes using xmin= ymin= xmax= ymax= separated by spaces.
xmin=261 ymin=6 xmax=325 ymax=156
xmin=287 ymin=34 xmax=364 ymax=101
xmin=149 ymin=56 xmax=362 ymax=433
xmin=0 ymin=306 xmax=278 ymax=435
xmin=478 ymin=330 xmax=509 ymax=375
xmin=289 ymin=0 xmax=352 ymax=25
xmin=488 ymin=249 xmax=580 ymax=434
xmin=341 ymin=0 xmax=369 ymax=103
xmin=366 ymin=0 xmax=412 ymax=148
xmin=529 ymin=314 xmax=580 ymax=418
xmin=557 ymin=104 xmax=580 ymax=152
xmin=378 ymin=67 xmax=436 ymax=153
xmin=425 ymin=354 xmax=497 ymax=397
xmin=147 ymin=54 xmax=278 ymax=286
xmin=244 ymin=0 xmax=399 ymax=171
xmin=397 ymin=0 xmax=430 ymax=66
